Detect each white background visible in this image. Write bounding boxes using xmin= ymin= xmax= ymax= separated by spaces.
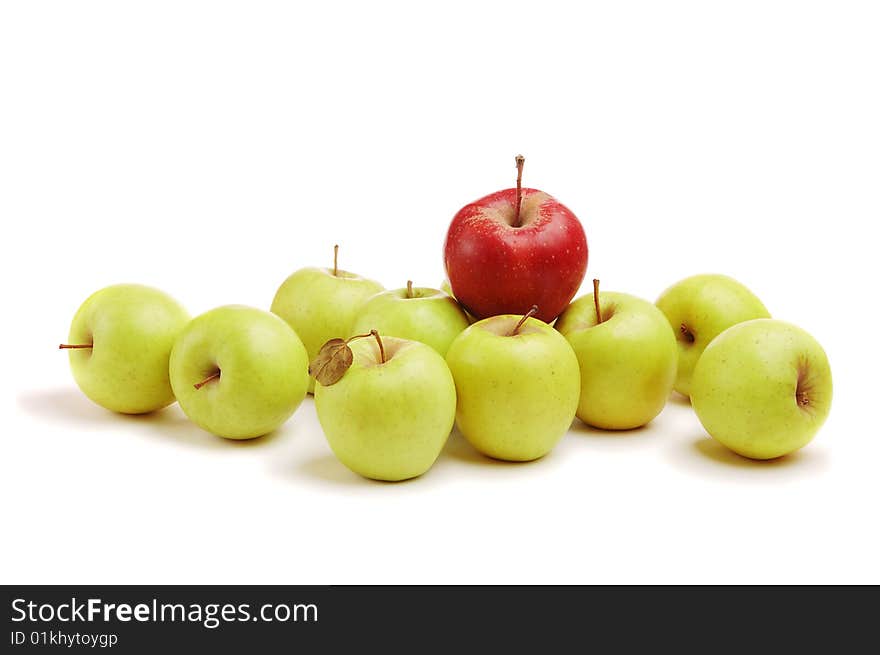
xmin=2 ymin=1 xmax=878 ymax=584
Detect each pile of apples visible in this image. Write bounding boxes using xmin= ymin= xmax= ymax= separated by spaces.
xmin=61 ymin=157 xmax=833 ymax=481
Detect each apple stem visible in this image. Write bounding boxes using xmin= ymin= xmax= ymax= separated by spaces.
xmin=512 ymin=305 xmax=539 ymax=335
xmin=59 ymin=344 xmax=92 ymax=349
xmin=796 ymin=367 xmax=811 ymax=407
xmin=680 ymin=324 xmax=695 ymax=343
xmin=193 ymin=371 xmax=221 ymax=390
xmin=344 ymin=330 xmax=386 ymax=363
xmin=406 ymin=280 xmax=414 ymax=298
xmin=513 ymin=154 xmax=525 ymax=227
xmin=370 ymin=329 xmax=386 ymax=364
xmin=592 ymin=279 xmax=603 ymax=324
xmin=333 ymin=244 xmax=339 ymax=276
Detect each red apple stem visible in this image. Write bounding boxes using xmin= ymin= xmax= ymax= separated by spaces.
xmin=406 ymin=280 xmax=414 ymax=298
xmin=193 ymin=371 xmax=221 ymax=390
xmin=592 ymin=279 xmax=603 ymax=324
xmin=370 ymin=329 xmax=386 ymax=364
xmin=333 ymin=244 xmax=339 ymax=276
xmin=512 ymin=305 xmax=539 ymax=335
xmin=59 ymin=344 xmax=93 ymax=349
xmin=513 ymin=154 xmax=525 ymax=227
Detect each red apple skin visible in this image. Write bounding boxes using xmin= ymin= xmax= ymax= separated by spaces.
xmin=443 ymin=187 xmax=588 ymax=323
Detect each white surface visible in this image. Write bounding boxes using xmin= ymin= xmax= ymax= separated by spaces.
xmin=1 ymin=1 xmax=878 ymax=584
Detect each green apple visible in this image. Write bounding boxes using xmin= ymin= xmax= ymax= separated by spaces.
xmin=445 ymin=309 xmax=580 ymax=461
xmin=271 ymin=247 xmax=383 ymax=393
xmin=62 ymin=284 xmax=190 ymax=414
xmin=691 ymin=319 xmax=832 ymax=459
xmin=555 ymin=283 xmax=677 ymax=429
xmin=656 ymin=274 xmax=770 ymax=397
xmin=170 ymin=305 xmax=309 ymax=439
xmin=350 ymin=281 xmax=469 ymax=357
xmin=315 ymin=334 xmax=456 ymax=481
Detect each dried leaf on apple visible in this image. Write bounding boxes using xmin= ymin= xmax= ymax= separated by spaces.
xmin=309 ymin=338 xmax=354 ymax=386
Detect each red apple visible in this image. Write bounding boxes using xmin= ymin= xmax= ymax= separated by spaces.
xmin=443 ymin=157 xmax=588 ymax=323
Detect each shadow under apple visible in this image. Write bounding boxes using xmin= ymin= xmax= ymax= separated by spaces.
xmin=667 ymin=432 xmax=831 ymax=478
xmin=439 ymin=428 xmax=557 ymax=468
xmin=666 ymin=392 xmax=692 ymax=407
xmin=568 ymin=418 xmax=652 ymax=440
xmin=17 ymin=387 xmax=117 ymax=427
xmin=693 ymin=437 xmax=814 ymax=469
xmin=17 ymin=387 xmax=289 ymax=452
xmin=293 ymin=453 xmax=416 ymax=487
xmin=132 ymin=407 xmax=291 ymax=451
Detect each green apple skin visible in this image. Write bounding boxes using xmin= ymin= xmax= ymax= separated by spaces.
xmin=271 ymin=267 xmax=383 ymax=394
xmin=555 ymin=291 xmax=677 ymax=430
xmin=350 ymin=286 xmax=469 ymax=357
xmin=66 ymin=284 xmax=190 ymax=414
xmin=170 ymin=305 xmax=309 ymax=439
xmin=445 ymin=315 xmax=580 ymax=461
xmin=656 ymin=274 xmax=770 ymax=397
xmin=691 ymin=319 xmax=832 ymax=460
xmin=315 ymin=337 xmax=456 ymax=481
